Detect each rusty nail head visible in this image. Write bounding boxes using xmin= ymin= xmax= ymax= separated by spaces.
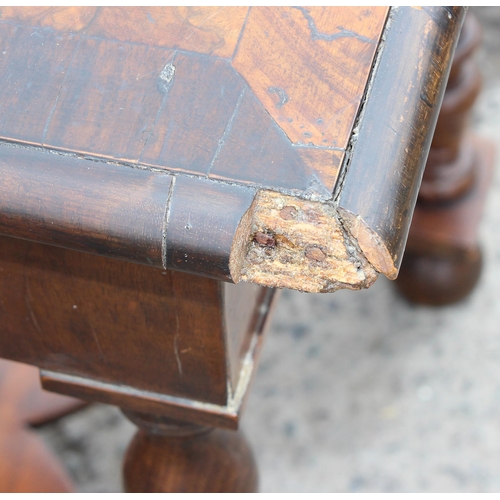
xmin=305 ymin=246 xmax=326 ymax=261
xmin=255 ymin=231 xmax=276 ymax=247
xmin=280 ymin=206 xmax=298 ymax=220
xmin=305 ymin=210 xmax=320 ymax=223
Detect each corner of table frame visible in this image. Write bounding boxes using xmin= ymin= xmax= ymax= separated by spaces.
xmin=0 ymin=6 xmax=466 ymax=293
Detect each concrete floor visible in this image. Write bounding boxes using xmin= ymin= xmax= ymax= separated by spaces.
xmin=36 ymin=7 xmax=500 ymax=492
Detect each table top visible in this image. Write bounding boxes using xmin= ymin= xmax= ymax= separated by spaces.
xmin=0 ymin=7 xmax=465 ymax=292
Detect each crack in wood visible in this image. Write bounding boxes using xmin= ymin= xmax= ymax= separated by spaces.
xmin=293 ymin=6 xmax=376 ymax=44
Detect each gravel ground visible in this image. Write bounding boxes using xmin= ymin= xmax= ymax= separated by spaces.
xmin=36 ymin=7 xmax=500 ymax=492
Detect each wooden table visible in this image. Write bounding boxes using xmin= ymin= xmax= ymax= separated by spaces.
xmin=0 ymin=6 xmax=490 ymax=492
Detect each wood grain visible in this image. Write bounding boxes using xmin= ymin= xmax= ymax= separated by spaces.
xmin=0 ymin=237 xmax=229 ymax=405
xmin=44 ymin=38 xmax=171 ymax=162
xmin=165 ymin=175 xmax=256 ymax=281
xmin=295 ymin=148 xmax=344 ymax=194
xmin=0 ymin=7 xmax=98 ymax=32
xmin=0 ymin=24 xmax=79 ymax=145
xmin=0 ymin=231 xmax=276 ymax=427
xmin=208 ymin=88 xmax=340 ymax=195
xmin=396 ymin=13 xmax=494 ymax=305
xmin=0 ymin=144 xmax=173 ymax=267
xmin=0 ymin=7 xmax=248 ymax=59
xmin=232 ymin=7 xmax=388 ymax=148
xmin=123 ymin=418 xmax=257 ymax=493
xmin=41 ymin=289 xmax=278 ymax=429
xmin=0 ymin=7 xmax=388 ymax=197
xmin=231 ymin=190 xmax=377 ymax=292
xmin=140 ymin=54 xmax=245 ymax=175
xmin=0 ymin=7 xmax=467 ymax=293
xmin=86 ymin=7 xmax=249 ymax=59
xmin=336 ymin=6 xmax=466 ymax=279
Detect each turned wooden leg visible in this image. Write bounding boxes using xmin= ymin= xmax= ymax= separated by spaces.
xmin=122 ymin=412 xmax=257 ymax=493
xmin=396 ymin=13 xmax=495 ymax=305
xmin=0 ymin=235 xmax=276 ymax=493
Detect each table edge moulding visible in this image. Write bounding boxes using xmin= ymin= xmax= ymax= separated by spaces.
xmin=0 ymin=7 xmax=465 ymax=293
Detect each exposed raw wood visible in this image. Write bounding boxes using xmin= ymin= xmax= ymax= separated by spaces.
xmin=0 ymin=5 xmax=478 ymax=494
xmin=230 ymin=191 xmax=377 ymax=293
xmin=337 ymin=207 xmax=397 ymax=279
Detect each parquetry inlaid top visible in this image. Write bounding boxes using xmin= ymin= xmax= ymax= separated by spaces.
xmin=0 ymin=6 xmax=388 ymax=197
xmin=0 ymin=7 xmax=465 ymax=292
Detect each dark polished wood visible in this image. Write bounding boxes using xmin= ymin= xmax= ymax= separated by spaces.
xmin=165 ymin=175 xmax=256 ymax=280
xmin=0 ymin=6 xmax=471 ymax=493
xmin=41 ymin=287 xmax=277 ymax=431
xmin=336 ymin=7 xmax=465 ymax=280
xmin=396 ymin=13 xmax=494 ymax=305
xmin=0 ymin=6 xmax=387 ymax=196
xmin=0 ymin=143 xmax=173 ymax=267
xmin=123 ymin=412 xmax=257 ymax=493
xmin=0 ymin=235 xmax=275 ymax=426
xmin=0 ymin=7 xmax=466 ymax=292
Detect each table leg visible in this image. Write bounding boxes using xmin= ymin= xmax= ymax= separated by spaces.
xmin=396 ymin=13 xmax=495 ymax=305
xmin=122 ymin=411 xmax=257 ymax=492
xmin=0 ymin=236 xmax=275 ymax=492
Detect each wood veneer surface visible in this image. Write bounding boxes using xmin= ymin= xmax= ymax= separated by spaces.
xmin=0 ymin=7 xmax=465 ymax=291
xmin=0 ymin=6 xmax=388 ymax=194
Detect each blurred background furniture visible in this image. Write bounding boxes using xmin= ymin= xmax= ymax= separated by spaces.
xmin=396 ymin=12 xmax=494 ymax=306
